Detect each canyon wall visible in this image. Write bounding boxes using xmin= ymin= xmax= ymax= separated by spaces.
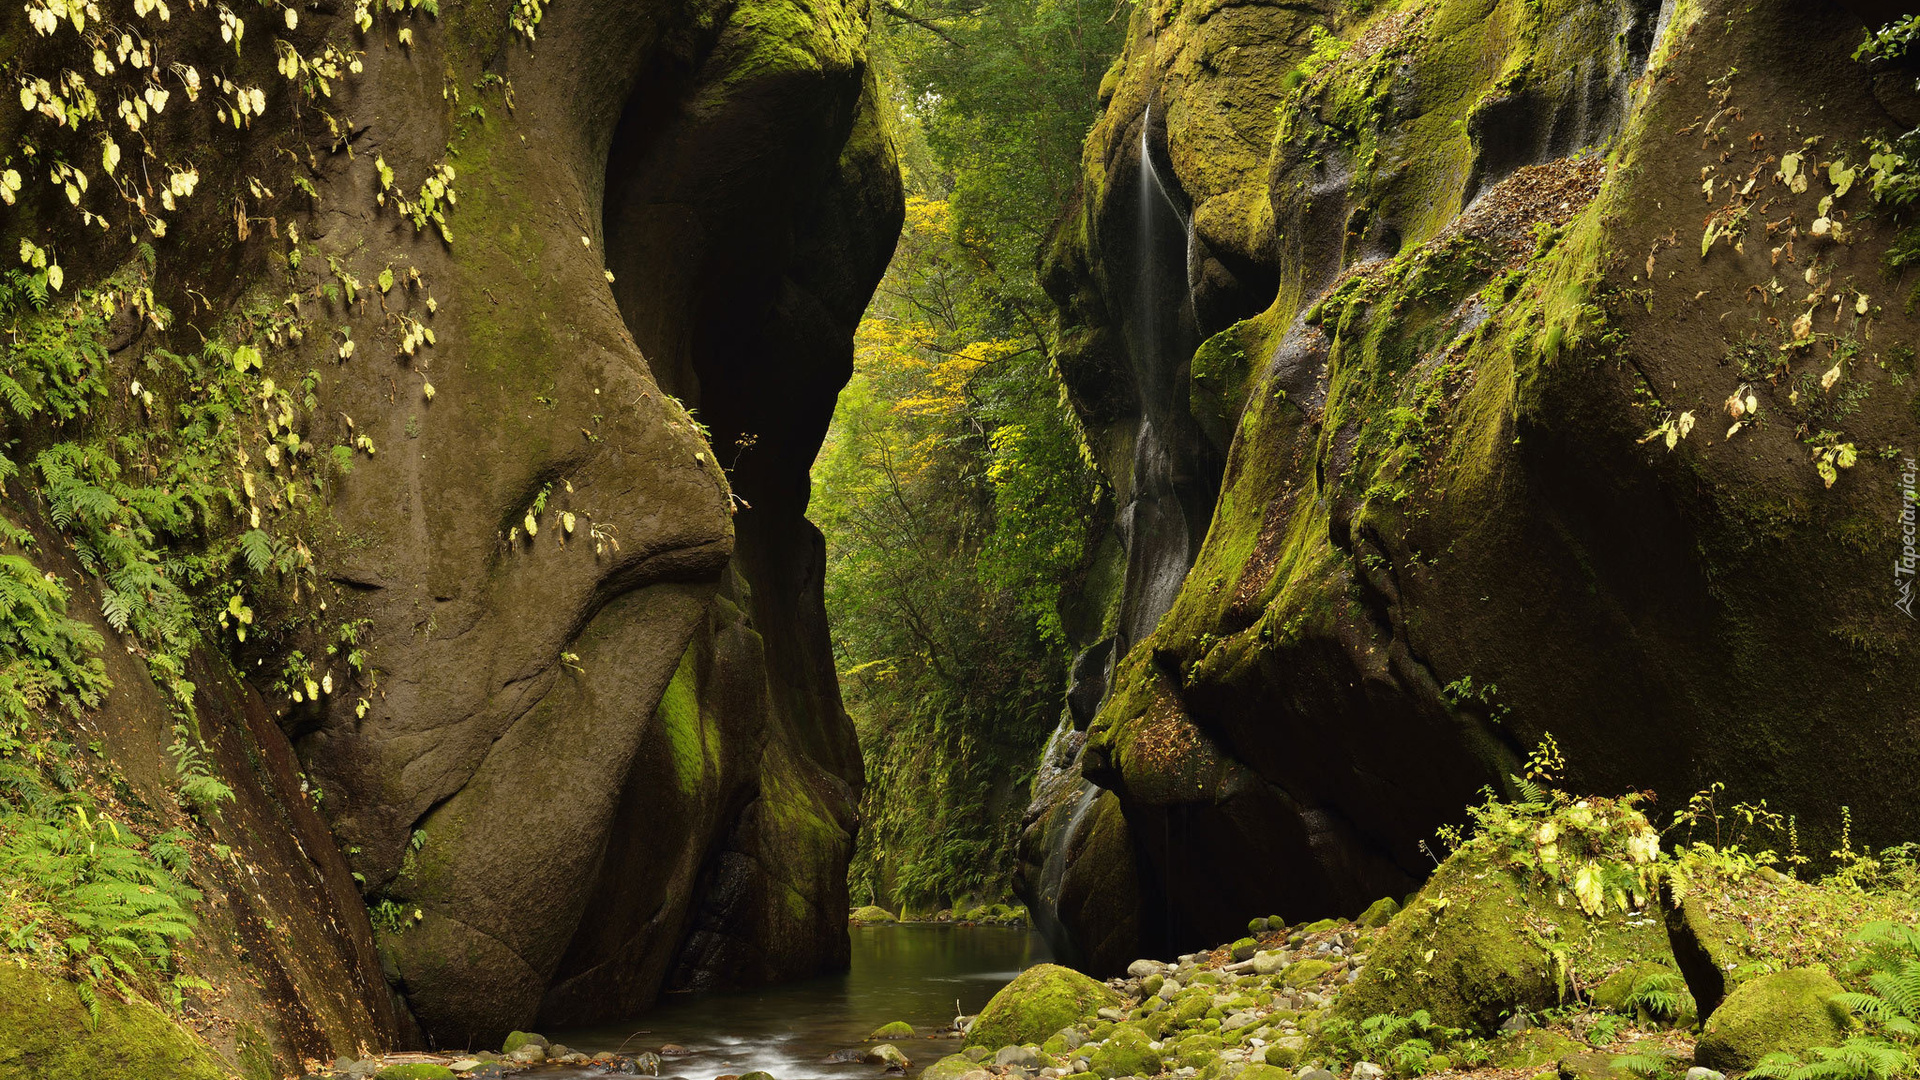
xmin=0 ymin=0 xmax=898 ymax=1064
xmin=1020 ymin=0 xmax=1920 ymax=972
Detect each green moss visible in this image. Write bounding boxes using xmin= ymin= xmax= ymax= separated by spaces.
xmin=654 ymin=643 xmax=708 ymax=794
xmin=966 ymin=964 xmax=1121 ymax=1050
xmin=1358 ymin=896 xmax=1400 ymax=927
xmin=0 ymin=963 xmax=228 ymax=1080
xmin=870 ymin=1021 xmax=915 ymax=1039
xmin=1694 ymin=969 xmax=1849 ymax=1072
xmin=851 ymin=905 xmax=897 ymax=923
xmin=922 ymin=1054 xmax=982 ymax=1080
xmin=1489 ymin=1029 xmax=1583 ymax=1070
xmin=705 ymin=0 xmax=864 ymax=95
xmin=1087 ymin=1025 xmax=1161 ymax=1079
xmin=1280 ymin=959 xmax=1331 ymax=988
xmin=1333 ymin=833 xmax=1670 ymax=1033
xmin=501 ymin=1031 xmax=548 ymax=1053
xmin=1174 ymin=1034 xmax=1224 ymax=1067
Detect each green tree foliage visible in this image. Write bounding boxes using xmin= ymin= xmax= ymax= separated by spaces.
xmin=818 ymin=0 xmax=1121 ymax=907
xmin=818 ymin=198 xmax=1094 ymax=911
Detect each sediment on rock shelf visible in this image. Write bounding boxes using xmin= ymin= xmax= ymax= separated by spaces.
xmin=1019 ymin=0 xmax=1920 ymax=972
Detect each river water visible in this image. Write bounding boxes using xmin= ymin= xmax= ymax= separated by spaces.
xmin=549 ymin=925 xmax=1051 ymax=1079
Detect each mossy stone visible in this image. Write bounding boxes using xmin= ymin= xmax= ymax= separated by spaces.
xmin=739 ymin=1072 xmax=778 ymax=1080
xmin=1280 ymin=959 xmax=1331 ymax=987
xmin=1175 ymin=1034 xmax=1225 ymax=1067
xmin=0 ymin=964 xmax=227 ymax=1080
xmin=1234 ymin=1064 xmax=1293 ymax=1080
xmin=1301 ymin=919 xmax=1341 ymax=933
xmin=1230 ymin=937 xmax=1259 ymax=961
xmin=502 ymin=1031 xmax=549 ymax=1053
xmin=965 ymin=963 xmax=1122 ymax=1050
xmin=1263 ymin=1044 xmax=1300 ymax=1068
xmin=851 ymin=905 xmax=898 ymax=924
xmin=1490 ymin=1030 xmax=1584 ymax=1070
xmin=1140 ymin=973 xmax=1165 ymax=997
xmin=375 ymin=1066 xmax=456 ymax=1080
xmin=922 ymin=1054 xmax=982 ymax=1080
xmin=1694 ymin=969 xmax=1849 ymax=1072
xmin=1088 ymin=1025 xmax=1161 ymax=1079
xmin=1358 ymin=897 xmax=1401 ymax=928
xmin=1247 ymin=917 xmax=1270 ymax=935
xmin=870 ymin=1021 xmax=915 ymax=1039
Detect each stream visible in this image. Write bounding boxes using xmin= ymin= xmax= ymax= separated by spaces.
xmin=547 ymin=924 xmax=1052 ymax=1079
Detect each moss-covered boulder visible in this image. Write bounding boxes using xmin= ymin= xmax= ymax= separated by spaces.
xmin=501 ymin=1032 xmax=548 ymax=1054
xmin=869 ymin=1021 xmax=915 ymax=1039
xmin=0 ymin=964 xmax=228 ymax=1080
xmin=966 ymin=964 xmax=1122 ymax=1050
xmin=852 ymin=906 xmax=899 ymax=925
xmin=1490 ymin=1030 xmax=1585 ymax=1071
xmin=1280 ymin=959 xmax=1332 ymax=988
xmin=1088 ymin=1026 xmax=1161 ymax=1079
xmin=1358 ymin=898 xmax=1401 ymax=929
xmin=1334 ymin=816 xmax=1671 ymax=1033
xmin=1693 ymin=969 xmax=1849 ymax=1072
xmin=922 ymin=1054 xmax=986 ymax=1080
xmin=1176 ymin=1034 xmax=1226 ymax=1067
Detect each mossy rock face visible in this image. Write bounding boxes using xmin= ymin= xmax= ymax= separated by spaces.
xmin=0 ymin=965 xmax=229 ymax=1080
xmin=1693 ymin=969 xmax=1849 ymax=1072
xmin=375 ymin=1066 xmax=457 ymax=1080
xmin=1334 ymin=840 xmax=1671 ymax=1033
xmin=965 ymin=964 xmax=1122 ymax=1050
xmin=1021 ymin=0 xmax=1920 ymax=978
xmin=1087 ymin=1025 xmax=1161 ymax=1079
xmin=1490 ymin=1030 xmax=1585 ymax=1070
xmin=869 ymin=1021 xmax=915 ymax=1039
xmin=851 ymin=906 xmax=898 ymax=924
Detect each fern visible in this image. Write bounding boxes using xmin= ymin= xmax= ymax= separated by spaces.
xmin=1612 ymin=1050 xmax=1682 ymax=1080
xmin=1748 ymin=1039 xmax=1914 ymax=1080
xmin=1625 ymin=970 xmax=1692 ymax=1022
xmin=238 ymin=529 xmax=275 ymax=574
xmin=166 ymin=728 xmax=235 ymax=816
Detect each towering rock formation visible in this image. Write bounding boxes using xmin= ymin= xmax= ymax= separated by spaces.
xmin=1021 ymin=0 xmax=1920 ymax=972
xmin=1 ymin=0 xmax=900 ymax=1063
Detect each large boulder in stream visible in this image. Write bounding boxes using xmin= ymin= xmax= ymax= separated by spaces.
xmin=0 ymin=0 xmax=900 ymax=1060
xmin=1020 ymin=0 xmax=1920 ymax=969
xmin=966 ymin=964 xmax=1122 ymax=1050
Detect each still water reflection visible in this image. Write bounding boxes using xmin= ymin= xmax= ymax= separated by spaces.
xmin=551 ymin=924 xmax=1051 ymax=1080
